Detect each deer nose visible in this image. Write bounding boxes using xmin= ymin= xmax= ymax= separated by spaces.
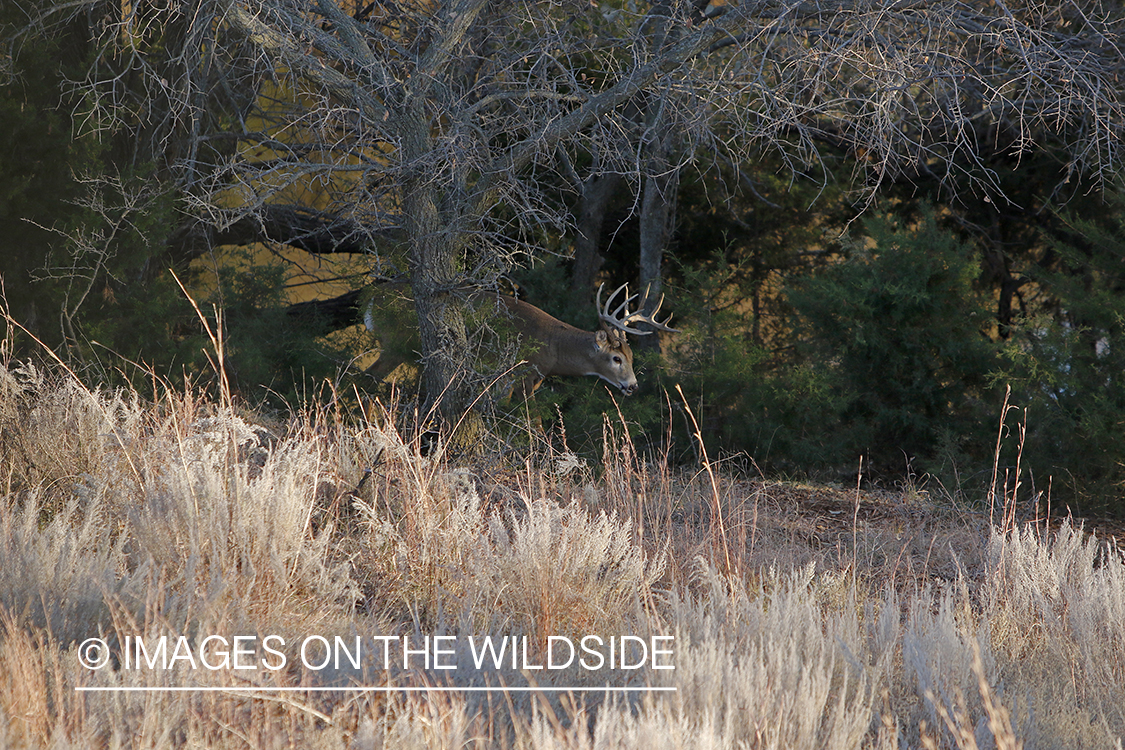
xmin=621 ymin=383 xmax=638 ymax=396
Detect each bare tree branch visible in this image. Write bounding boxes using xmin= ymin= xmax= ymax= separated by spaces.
xmin=18 ymin=0 xmax=1125 ymax=421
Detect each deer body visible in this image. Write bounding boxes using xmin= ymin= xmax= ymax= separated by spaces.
xmin=364 ymin=284 xmax=675 ymax=400
xmin=500 ymin=295 xmax=636 ymax=399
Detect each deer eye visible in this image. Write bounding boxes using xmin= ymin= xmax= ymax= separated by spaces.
xmin=612 ymin=356 xmax=623 ymax=365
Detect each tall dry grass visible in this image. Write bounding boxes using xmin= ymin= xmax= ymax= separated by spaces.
xmin=0 ymin=361 xmax=1122 ymax=748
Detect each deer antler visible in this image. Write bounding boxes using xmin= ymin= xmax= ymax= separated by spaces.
xmin=596 ymin=283 xmax=680 ymax=335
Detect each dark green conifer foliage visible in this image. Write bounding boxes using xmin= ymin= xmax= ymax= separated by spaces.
xmin=0 ymin=12 xmax=95 ymax=348
xmin=999 ymin=194 xmax=1125 ymax=514
xmin=787 ymin=214 xmax=1000 ymax=481
xmin=0 ymin=12 xmax=200 ymax=385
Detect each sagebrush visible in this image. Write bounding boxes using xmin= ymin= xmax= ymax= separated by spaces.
xmin=0 ymin=363 xmax=1122 ymax=748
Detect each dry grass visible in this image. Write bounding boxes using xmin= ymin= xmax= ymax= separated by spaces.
xmin=0 ymin=361 xmax=1123 ymax=749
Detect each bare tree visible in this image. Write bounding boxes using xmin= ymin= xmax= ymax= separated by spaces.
xmin=15 ymin=0 xmax=1125 ymax=428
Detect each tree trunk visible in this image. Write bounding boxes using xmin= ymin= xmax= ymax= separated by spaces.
xmin=402 ymin=111 xmax=484 ymax=449
xmin=408 ymin=228 xmax=486 ymax=449
xmin=638 ymin=161 xmax=679 ymax=303
xmin=570 ymin=172 xmax=623 ymax=297
xmin=635 ymin=3 xmax=681 ymax=349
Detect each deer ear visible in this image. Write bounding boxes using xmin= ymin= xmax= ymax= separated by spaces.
xmin=595 ymin=329 xmax=609 ymax=349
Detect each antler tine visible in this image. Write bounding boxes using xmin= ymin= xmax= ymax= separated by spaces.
xmin=598 ymin=283 xmax=646 ymax=335
xmin=612 ymin=289 xmax=640 ymax=321
xmin=627 ymin=286 xmax=679 ymax=333
xmin=596 ymin=282 xmax=680 ymax=335
xmin=638 ymin=291 xmax=680 ymax=333
xmin=597 ymin=283 xmax=633 ymax=321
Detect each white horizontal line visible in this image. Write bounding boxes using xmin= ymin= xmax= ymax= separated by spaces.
xmin=76 ymin=686 xmax=677 ymax=693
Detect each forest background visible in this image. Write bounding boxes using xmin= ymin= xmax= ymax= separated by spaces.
xmin=4 ymin=0 xmax=1125 ymax=517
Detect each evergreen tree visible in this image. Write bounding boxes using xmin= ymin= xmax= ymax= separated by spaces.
xmin=0 ymin=11 xmax=94 ymax=349
xmin=1000 ymin=193 xmax=1125 ymax=514
xmin=787 ymin=214 xmax=1001 ymax=482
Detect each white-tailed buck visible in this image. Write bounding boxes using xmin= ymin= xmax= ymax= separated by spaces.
xmin=503 ymin=283 xmax=678 ymax=399
xmin=365 ymin=283 xmax=678 ymax=399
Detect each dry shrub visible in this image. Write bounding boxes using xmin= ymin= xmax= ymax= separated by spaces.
xmin=355 ymin=457 xmax=664 ymax=643
xmin=0 ymin=362 xmax=147 ymax=514
xmin=478 ymin=499 xmax=663 ymax=643
xmin=1 ymin=364 xmax=1124 ymax=749
xmin=124 ymin=408 xmax=357 ymax=626
xmin=353 ymin=691 xmax=491 ymax=750
xmin=0 ymin=612 xmax=55 ymax=748
xmin=656 ymin=562 xmax=882 ymax=750
xmin=982 ymin=523 xmax=1125 ymax=748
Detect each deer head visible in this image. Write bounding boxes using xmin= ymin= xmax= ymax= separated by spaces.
xmin=577 ymin=283 xmax=676 ymax=396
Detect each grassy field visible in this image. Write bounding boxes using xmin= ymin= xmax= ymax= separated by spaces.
xmin=1 ymin=360 xmax=1123 ymax=749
